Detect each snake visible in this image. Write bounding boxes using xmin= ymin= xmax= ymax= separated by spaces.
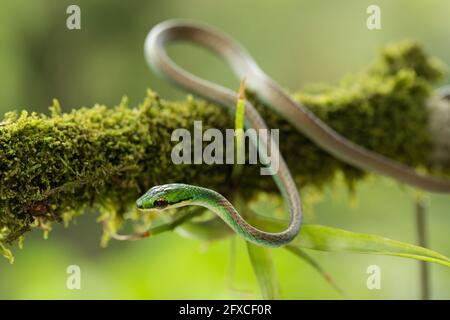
xmin=136 ymin=80 xmax=302 ymax=247
xmin=136 ymin=19 xmax=450 ymax=247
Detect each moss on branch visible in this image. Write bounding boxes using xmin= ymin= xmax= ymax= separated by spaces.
xmin=0 ymin=41 xmax=448 ymax=259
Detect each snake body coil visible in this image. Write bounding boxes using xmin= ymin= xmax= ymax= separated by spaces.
xmin=137 ymin=20 xmax=450 ymax=248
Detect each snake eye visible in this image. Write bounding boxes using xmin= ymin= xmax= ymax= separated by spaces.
xmin=153 ymin=198 xmax=168 ymax=208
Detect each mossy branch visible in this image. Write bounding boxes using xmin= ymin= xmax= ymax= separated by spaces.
xmin=1 ymin=41 xmax=449 ymax=258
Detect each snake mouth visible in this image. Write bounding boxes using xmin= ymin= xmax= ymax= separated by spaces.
xmin=135 ymin=197 xmax=154 ymax=211
xmin=136 ymin=206 xmax=159 ymax=213
xmin=135 ymin=198 xmax=179 ymax=211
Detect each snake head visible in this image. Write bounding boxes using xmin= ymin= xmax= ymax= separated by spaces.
xmin=136 ymin=183 xmax=195 ymax=212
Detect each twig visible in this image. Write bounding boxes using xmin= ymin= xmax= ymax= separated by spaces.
xmin=103 ymin=209 xmax=204 ymax=242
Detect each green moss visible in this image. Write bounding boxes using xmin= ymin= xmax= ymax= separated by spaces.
xmin=0 ymin=41 xmax=447 ymax=260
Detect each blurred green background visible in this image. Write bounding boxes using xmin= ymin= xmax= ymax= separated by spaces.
xmin=0 ymin=0 xmax=449 ymax=299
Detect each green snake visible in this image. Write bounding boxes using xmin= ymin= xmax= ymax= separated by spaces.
xmin=137 ymin=19 xmax=450 ymax=247
xmin=136 ymin=81 xmax=302 ymax=247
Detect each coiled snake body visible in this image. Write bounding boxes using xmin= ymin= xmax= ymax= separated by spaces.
xmin=136 ymin=20 xmax=450 ymax=247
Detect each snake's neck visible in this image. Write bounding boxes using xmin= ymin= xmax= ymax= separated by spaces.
xmin=188 ymin=186 xmax=224 ymax=208
xmin=188 ymin=186 xmax=237 ymax=221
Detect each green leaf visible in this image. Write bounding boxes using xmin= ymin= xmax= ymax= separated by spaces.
xmin=246 ymin=242 xmax=280 ymax=300
xmin=245 ymin=211 xmax=450 ymax=268
xmin=292 ymin=224 xmax=450 ymax=267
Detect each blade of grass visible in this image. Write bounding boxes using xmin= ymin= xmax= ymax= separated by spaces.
xmin=226 ymin=238 xmax=253 ymax=297
xmin=245 ymin=212 xmax=450 ymax=267
xmin=247 ymin=242 xmax=281 ymax=300
xmin=292 ymin=224 xmax=450 ymax=267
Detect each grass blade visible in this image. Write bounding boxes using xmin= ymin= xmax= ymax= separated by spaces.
xmin=247 ymin=242 xmax=281 ymax=300
xmin=292 ymin=224 xmax=450 ymax=267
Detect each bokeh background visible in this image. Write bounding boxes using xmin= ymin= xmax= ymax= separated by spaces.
xmin=0 ymin=0 xmax=449 ymax=299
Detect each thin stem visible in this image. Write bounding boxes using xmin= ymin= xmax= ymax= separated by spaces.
xmin=415 ymin=196 xmax=430 ymax=300
xmin=231 ymin=79 xmax=246 ymax=180
xmin=285 ymin=246 xmax=347 ymax=298
xmin=149 ymin=209 xmax=204 ymax=235
xmin=104 ymin=209 xmax=203 ymax=241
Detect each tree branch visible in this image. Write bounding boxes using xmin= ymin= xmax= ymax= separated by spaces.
xmin=0 ymin=41 xmax=449 ymax=256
